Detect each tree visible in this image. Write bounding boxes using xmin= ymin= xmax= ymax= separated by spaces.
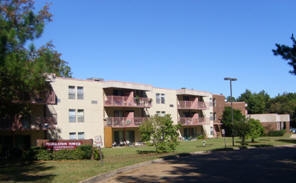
xmin=267 ymin=92 xmax=296 ymax=127
xmin=237 ymin=90 xmax=270 ymax=114
xmin=139 ymin=115 xmax=180 ymax=153
xmin=273 ymin=34 xmax=296 ymax=75
xmin=232 ymin=119 xmax=250 ymax=145
xmin=247 ymin=118 xmax=264 ymax=142
xmin=221 ymin=107 xmax=244 ymax=137
xmin=225 ymin=96 xmax=236 ymax=102
xmin=0 ymin=0 xmax=71 ymax=125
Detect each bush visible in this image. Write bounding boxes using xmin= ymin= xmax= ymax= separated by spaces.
xmin=22 ymin=147 xmax=38 ymax=161
xmin=30 ymin=145 xmax=94 ymax=161
xmin=198 ymin=135 xmax=205 ymax=139
xmin=53 ymin=149 xmax=76 ymax=160
xmin=92 ymin=147 xmax=104 ymax=160
xmin=35 ymin=148 xmax=52 ymax=160
xmin=267 ymin=130 xmax=286 ymax=136
xmin=76 ymin=145 xmax=92 ymax=159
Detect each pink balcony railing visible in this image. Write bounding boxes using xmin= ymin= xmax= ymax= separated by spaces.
xmin=178 ymin=117 xmax=208 ymax=126
xmin=105 ymin=117 xmax=147 ymax=127
xmin=104 ymin=96 xmax=152 ymax=108
xmin=177 ymin=101 xmax=207 ymax=110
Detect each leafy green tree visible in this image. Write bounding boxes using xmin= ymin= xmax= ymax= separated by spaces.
xmin=267 ymin=92 xmax=296 ymax=127
xmin=0 ymin=0 xmax=71 ymax=125
xmin=139 ymin=114 xmax=180 ymax=153
xmin=225 ymin=96 xmax=236 ymax=102
xmin=247 ymin=118 xmax=264 ymax=142
xmin=232 ymin=119 xmax=250 ymax=145
xmin=273 ymin=34 xmax=296 ymax=75
xmin=237 ymin=90 xmax=270 ymax=114
xmin=221 ymin=107 xmax=244 ymax=137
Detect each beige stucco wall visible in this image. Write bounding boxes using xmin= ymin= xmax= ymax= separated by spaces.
xmin=147 ymin=87 xmax=178 ymax=123
xmin=203 ymin=94 xmax=214 ymax=138
xmin=248 ymin=113 xmax=290 ymax=133
xmin=50 ymin=77 xmax=105 ymax=146
xmin=248 ymin=114 xmax=290 ymax=123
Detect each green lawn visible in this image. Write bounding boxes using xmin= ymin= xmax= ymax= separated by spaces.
xmin=1 ymin=136 xmax=295 ymax=183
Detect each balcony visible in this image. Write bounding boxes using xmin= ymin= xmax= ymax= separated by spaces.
xmin=13 ymin=90 xmax=56 ymax=105
xmin=105 ymin=117 xmax=147 ymax=128
xmin=177 ymin=101 xmax=207 ymax=110
xmin=104 ymin=96 xmax=152 ymax=108
xmin=31 ymin=90 xmax=56 ymax=105
xmin=178 ymin=117 xmax=209 ymax=126
xmin=0 ymin=115 xmax=57 ymax=131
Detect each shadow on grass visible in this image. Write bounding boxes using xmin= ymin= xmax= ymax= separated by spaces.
xmin=114 ymin=146 xmax=296 ymax=183
xmin=249 ymin=144 xmax=274 ymax=148
xmin=277 ymin=139 xmax=296 ymax=144
xmin=0 ymin=161 xmax=55 ymax=182
xmin=211 ymin=147 xmax=235 ymax=151
xmin=136 ymin=150 xmax=157 ymax=154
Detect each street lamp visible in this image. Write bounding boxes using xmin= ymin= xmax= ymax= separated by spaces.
xmin=224 ymin=77 xmax=237 ymax=146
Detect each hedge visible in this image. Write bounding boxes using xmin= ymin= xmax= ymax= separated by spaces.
xmin=267 ymin=130 xmax=286 ymax=136
xmin=23 ymin=145 xmax=102 ymax=161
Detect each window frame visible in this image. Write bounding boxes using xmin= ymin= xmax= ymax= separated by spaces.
xmin=68 ymin=86 xmax=76 ymax=99
xmin=69 ymin=109 xmax=76 ymax=122
xmin=77 ymin=109 xmax=84 ymax=122
xmin=77 ymin=86 xmax=84 ymax=100
xmin=69 ymin=132 xmax=76 ymax=139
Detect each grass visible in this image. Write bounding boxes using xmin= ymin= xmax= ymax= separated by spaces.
xmin=1 ymin=135 xmax=295 ymax=183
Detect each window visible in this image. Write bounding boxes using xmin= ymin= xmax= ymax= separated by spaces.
xmin=68 ymin=86 xmax=75 ymax=99
xmin=69 ymin=109 xmax=76 ymax=122
xmin=77 ymin=109 xmax=84 ymax=122
xmin=69 ymin=132 xmax=76 ymax=139
xmin=213 ymin=98 xmax=216 ymax=107
xmin=156 ymin=93 xmax=160 ymax=104
xmin=161 ymin=94 xmax=165 ymax=104
xmin=77 ymin=86 xmax=84 ymax=99
xmin=210 ymin=112 xmax=213 ymax=120
xmin=78 ymin=132 xmax=85 ymax=139
xmin=156 ymin=93 xmax=165 ymax=104
xmin=156 ymin=111 xmax=166 ymax=116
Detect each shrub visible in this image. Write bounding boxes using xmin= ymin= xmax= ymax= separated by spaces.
xmin=53 ymin=149 xmax=79 ymax=160
xmin=267 ymin=130 xmax=286 ymax=136
xmin=92 ymin=147 xmax=104 ymax=160
xmin=198 ymin=135 xmax=205 ymax=139
xmin=22 ymin=147 xmax=39 ymax=161
xmin=76 ymin=145 xmax=92 ymax=159
xmin=35 ymin=148 xmax=52 ymax=160
xmin=28 ymin=145 xmax=94 ymax=160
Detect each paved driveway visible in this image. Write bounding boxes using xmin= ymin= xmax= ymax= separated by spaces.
xmin=95 ymin=146 xmax=296 ymax=183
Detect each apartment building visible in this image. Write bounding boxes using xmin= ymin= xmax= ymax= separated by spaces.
xmin=49 ymin=77 xmax=215 ymax=147
xmin=0 ymin=82 xmax=57 ymax=153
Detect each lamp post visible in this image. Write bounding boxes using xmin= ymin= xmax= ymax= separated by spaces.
xmin=224 ymin=77 xmax=237 ymax=146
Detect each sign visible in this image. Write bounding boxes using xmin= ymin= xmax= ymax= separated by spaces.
xmin=45 ymin=141 xmax=82 ymax=151
xmin=94 ymin=136 xmax=103 ymax=147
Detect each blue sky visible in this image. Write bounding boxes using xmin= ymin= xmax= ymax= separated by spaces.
xmin=35 ymin=0 xmax=296 ymax=98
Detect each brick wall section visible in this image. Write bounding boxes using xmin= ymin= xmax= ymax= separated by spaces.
xmin=212 ymin=94 xmax=247 ymax=123
xmin=212 ymin=94 xmax=225 ymax=124
xmin=225 ymin=102 xmax=247 ymax=116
